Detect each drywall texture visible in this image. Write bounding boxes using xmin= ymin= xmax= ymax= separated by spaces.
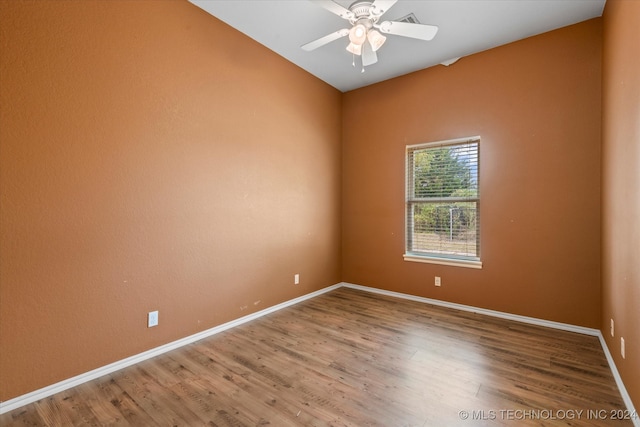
xmin=342 ymin=19 xmax=602 ymax=328
xmin=0 ymin=1 xmax=342 ymax=401
xmin=601 ymin=0 xmax=640 ymax=410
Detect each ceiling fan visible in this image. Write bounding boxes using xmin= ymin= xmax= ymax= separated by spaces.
xmin=302 ymin=0 xmax=438 ymax=70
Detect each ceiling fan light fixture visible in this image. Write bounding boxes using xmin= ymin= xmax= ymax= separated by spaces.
xmin=346 ymin=42 xmax=362 ymax=55
xmin=300 ymin=0 xmax=439 ymax=72
xmin=349 ymin=23 xmax=367 ymax=45
xmin=367 ymin=29 xmax=386 ymax=51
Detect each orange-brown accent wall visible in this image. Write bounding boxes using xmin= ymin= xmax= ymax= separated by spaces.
xmin=0 ymin=1 xmax=342 ymax=401
xmin=342 ymin=20 xmax=603 ymax=327
xmin=602 ymin=0 xmax=640 ymax=410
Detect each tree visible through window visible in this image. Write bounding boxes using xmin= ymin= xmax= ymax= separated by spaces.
xmin=406 ymin=137 xmax=480 ymax=262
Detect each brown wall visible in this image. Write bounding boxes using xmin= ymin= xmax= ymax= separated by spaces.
xmin=342 ymin=19 xmax=603 ymax=328
xmin=0 ymin=1 xmax=342 ymax=401
xmin=602 ymin=0 xmax=640 ymax=410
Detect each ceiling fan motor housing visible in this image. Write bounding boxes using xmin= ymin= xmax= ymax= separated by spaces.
xmin=349 ymin=1 xmax=373 ymax=18
xmin=349 ymin=1 xmax=381 ymax=35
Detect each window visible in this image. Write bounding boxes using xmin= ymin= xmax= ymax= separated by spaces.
xmin=404 ymin=137 xmax=481 ymax=268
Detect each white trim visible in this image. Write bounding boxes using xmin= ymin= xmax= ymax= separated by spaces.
xmin=341 ymin=283 xmax=598 ymax=335
xmin=597 ymin=332 xmax=640 ymax=427
xmin=0 ymin=283 xmax=342 ymax=414
xmin=403 ymin=254 xmax=483 ymax=269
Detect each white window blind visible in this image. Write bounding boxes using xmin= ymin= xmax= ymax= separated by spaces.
xmin=405 ymin=137 xmax=480 ymax=264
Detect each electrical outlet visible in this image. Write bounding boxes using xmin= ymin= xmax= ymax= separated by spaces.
xmin=294 ymin=274 xmax=300 ymax=285
xmin=611 ymin=319 xmax=614 ymax=337
xmin=435 ymin=276 xmax=441 ymax=287
xmin=621 ymin=337 xmax=625 ymax=359
xmin=148 ymin=311 xmax=159 ymax=328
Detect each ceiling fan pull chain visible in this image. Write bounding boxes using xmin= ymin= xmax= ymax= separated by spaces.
xmin=352 ymin=53 xmax=356 ymax=68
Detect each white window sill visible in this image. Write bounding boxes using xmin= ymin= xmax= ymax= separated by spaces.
xmin=403 ymin=254 xmax=483 ymax=269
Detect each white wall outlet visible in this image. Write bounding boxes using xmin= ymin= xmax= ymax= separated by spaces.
xmin=621 ymin=337 xmax=625 ymax=359
xmin=148 ymin=310 xmax=159 ymax=328
xmin=435 ymin=276 xmax=441 ymax=287
xmin=294 ymin=274 xmax=300 ymax=285
xmin=610 ymin=319 xmax=614 ymax=337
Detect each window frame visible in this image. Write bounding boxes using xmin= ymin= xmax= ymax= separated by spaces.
xmin=404 ymin=136 xmax=482 ymax=269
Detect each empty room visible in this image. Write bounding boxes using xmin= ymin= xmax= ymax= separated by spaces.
xmin=0 ymin=0 xmax=638 ymax=425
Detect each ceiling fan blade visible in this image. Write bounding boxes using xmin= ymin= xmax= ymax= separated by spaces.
xmin=370 ymin=0 xmax=397 ymax=17
xmin=301 ymin=29 xmax=350 ymax=51
xmin=362 ymin=40 xmax=378 ymax=66
xmin=378 ymin=21 xmax=439 ymax=41
xmin=310 ymin=0 xmax=354 ymax=20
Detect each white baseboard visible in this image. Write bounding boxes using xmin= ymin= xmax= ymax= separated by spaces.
xmin=342 ymin=282 xmax=638 ymax=426
xmin=341 ymin=282 xmax=600 ymax=336
xmin=0 ymin=283 xmax=342 ymax=414
xmin=597 ymin=332 xmax=640 ymax=427
xmin=2 ymin=281 xmax=637 ymax=425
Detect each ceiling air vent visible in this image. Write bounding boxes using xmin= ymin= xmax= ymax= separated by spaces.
xmin=396 ymin=13 xmax=420 ymax=24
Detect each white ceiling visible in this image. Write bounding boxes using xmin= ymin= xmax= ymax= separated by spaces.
xmin=189 ymin=0 xmax=605 ymax=92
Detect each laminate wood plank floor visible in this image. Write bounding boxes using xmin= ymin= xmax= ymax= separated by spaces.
xmin=1 ymin=287 xmax=634 ymax=426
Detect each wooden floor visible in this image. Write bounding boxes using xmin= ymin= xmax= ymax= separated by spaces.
xmin=1 ymin=287 xmax=633 ymax=426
